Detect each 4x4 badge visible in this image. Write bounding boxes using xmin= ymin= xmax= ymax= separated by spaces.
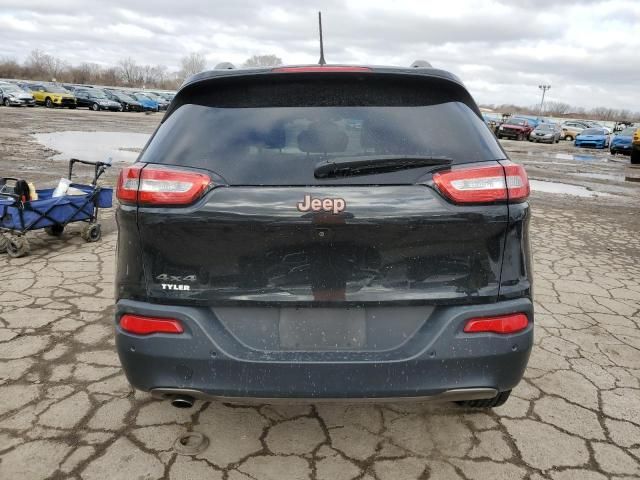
xmin=297 ymin=194 xmax=346 ymax=214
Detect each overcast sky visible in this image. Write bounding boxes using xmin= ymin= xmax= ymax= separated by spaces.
xmin=2 ymin=0 xmax=639 ymax=110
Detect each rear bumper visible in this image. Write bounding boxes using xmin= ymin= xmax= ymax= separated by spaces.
xmin=115 ymin=298 xmax=533 ymax=400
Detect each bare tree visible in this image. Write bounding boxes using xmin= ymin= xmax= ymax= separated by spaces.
xmin=180 ymin=52 xmax=207 ymax=80
xmin=0 ymin=57 xmax=22 ymax=78
xmin=243 ymin=54 xmax=283 ymax=68
xmin=25 ymin=49 xmax=50 ymax=78
xmin=544 ymin=101 xmax=572 ymax=116
xmin=118 ymin=57 xmax=142 ymax=86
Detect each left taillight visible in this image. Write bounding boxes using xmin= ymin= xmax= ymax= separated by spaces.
xmin=116 ymin=164 xmax=211 ymax=206
xmin=432 ymin=161 xmax=529 ymax=204
xmin=119 ymin=314 xmax=184 ymax=335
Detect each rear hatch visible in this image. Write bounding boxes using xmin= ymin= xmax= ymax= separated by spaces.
xmin=120 ymin=71 xmax=520 ymax=307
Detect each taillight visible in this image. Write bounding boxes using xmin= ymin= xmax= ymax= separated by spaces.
xmin=432 ymin=162 xmax=529 ymax=204
xmin=116 ymin=165 xmax=142 ymax=204
xmin=120 ymin=314 xmax=184 ymax=335
xmin=116 ymin=165 xmax=211 ymax=206
xmin=463 ymin=313 xmax=529 ymax=334
xmin=272 ymin=66 xmax=372 ymax=73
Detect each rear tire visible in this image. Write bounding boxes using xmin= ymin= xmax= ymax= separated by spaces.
xmin=45 ymin=225 xmax=64 ymax=237
xmin=6 ymin=236 xmax=30 ymax=258
xmin=91 ymin=103 xmax=99 ymax=111
xmin=3 ymin=98 xmax=9 ymax=107
xmin=455 ymin=390 xmax=511 ymax=408
xmin=45 ymin=98 xmax=52 ymax=108
xmin=81 ymin=223 xmax=101 ymax=242
xmin=0 ymin=235 xmax=8 ymax=253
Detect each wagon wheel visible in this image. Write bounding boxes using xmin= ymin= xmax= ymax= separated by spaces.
xmin=6 ymin=236 xmax=30 ymax=258
xmin=81 ymin=223 xmax=101 ymax=242
xmin=45 ymin=225 xmax=65 ymax=237
xmin=0 ymin=235 xmax=8 ymax=253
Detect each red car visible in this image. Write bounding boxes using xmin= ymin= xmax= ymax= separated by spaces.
xmin=497 ymin=118 xmax=534 ymax=141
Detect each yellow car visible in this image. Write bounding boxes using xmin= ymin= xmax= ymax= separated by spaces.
xmin=632 ymin=127 xmax=640 ymax=164
xmin=26 ymin=83 xmax=76 ymax=108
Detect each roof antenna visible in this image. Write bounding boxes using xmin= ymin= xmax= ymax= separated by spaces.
xmin=318 ymin=11 xmax=326 ymax=65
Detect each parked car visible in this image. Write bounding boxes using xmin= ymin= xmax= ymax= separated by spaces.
xmin=0 ymin=82 xmax=35 ymax=107
xmin=512 ymin=115 xmax=542 ymax=128
xmin=497 ymin=118 xmax=534 ymax=140
xmin=609 ymin=127 xmax=636 ymax=156
xmin=131 ymin=93 xmax=159 ymax=112
xmin=136 ymin=91 xmax=169 ymax=110
xmin=583 ymin=120 xmax=611 ymax=134
xmin=73 ymin=88 xmax=123 ymax=111
xmin=154 ymin=91 xmax=175 ymax=102
xmin=560 ymin=121 xmax=590 ymax=141
xmin=529 ymin=123 xmax=561 ymax=144
xmin=25 ymin=83 xmax=76 ymax=108
xmin=115 ymin=63 xmax=533 ymax=408
xmin=575 ymin=128 xmax=610 ymax=149
xmin=104 ymin=90 xmax=143 ymax=112
xmin=631 ymin=128 xmax=640 ymax=164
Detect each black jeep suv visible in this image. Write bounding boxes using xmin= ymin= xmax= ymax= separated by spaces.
xmin=115 ymin=64 xmax=533 ymax=407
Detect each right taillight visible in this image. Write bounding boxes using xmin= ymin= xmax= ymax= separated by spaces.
xmin=432 ymin=162 xmax=529 ymax=204
xmin=116 ymin=164 xmax=211 ymax=206
xmin=463 ymin=313 xmax=529 ymax=334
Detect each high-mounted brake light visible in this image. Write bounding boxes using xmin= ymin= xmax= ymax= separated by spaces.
xmin=432 ymin=162 xmax=529 ymax=204
xmin=120 ymin=314 xmax=184 ymax=335
xmin=272 ymin=66 xmax=372 ymax=73
xmin=116 ymin=165 xmax=211 ymax=206
xmin=463 ymin=313 xmax=529 ymax=334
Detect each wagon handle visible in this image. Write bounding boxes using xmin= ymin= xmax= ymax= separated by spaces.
xmin=68 ymin=158 xmax=112 ymax=186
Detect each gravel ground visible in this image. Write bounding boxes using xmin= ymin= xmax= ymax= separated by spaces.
xmin=1 ymin=107 xmax=639 ymax=480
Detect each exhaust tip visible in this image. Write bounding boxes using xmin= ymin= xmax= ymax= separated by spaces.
xmin=170 ymin=395 xmax=195 ymax=409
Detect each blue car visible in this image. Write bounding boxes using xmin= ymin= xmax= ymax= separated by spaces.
xmin=132 ymin=93 xmax=159 ymax=112
xmin=610 ymin=127 xmax=635 ymax=155
xmin=575 ymin=128 xmax=610 ymax=149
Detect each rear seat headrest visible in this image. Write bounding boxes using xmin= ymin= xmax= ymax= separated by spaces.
xmin=298 ymin=122 xmax=348 ymax=154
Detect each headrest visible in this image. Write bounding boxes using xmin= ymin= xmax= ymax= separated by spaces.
xmin=297 ymin=122 xmax=348 ymax=154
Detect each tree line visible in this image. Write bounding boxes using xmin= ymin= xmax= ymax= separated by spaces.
xmin=0 ymin=50 xmax=283 ymax=90
xmin=481 ymin=101 xmax=640 ymax=123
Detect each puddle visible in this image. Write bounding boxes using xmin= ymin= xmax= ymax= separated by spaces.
xmin=34 ymin=131 xmax=151 ymax=163
xmin=570 ymin=172 xmax=624 ymax=182
xmin=530 ymin=180 xmax=611 ymax=197
xmin=526 ymin=152 xmax=600 ymax=162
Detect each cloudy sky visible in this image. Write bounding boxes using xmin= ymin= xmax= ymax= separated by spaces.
xmin=2 ymin=0 xmax=639 ymax=110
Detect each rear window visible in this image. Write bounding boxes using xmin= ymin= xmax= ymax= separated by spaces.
xmin=140 ymin=76 xmax=505 ymax=185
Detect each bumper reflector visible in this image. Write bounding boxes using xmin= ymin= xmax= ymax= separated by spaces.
xmin=463 ymin=313 xmax=529 ymax=334
xmin=120 ymin=314 xmax=184 ymax=335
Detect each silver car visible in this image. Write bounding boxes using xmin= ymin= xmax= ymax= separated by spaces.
xmin=529 ymin=123 xmax=561 ymax=144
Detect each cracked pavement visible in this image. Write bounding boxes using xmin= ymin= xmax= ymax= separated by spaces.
xmin=1 ymin=108 xmax=640 ymax=479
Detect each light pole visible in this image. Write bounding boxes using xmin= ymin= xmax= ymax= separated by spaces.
xmin=538 ymin=84 xmax=551 ymax=115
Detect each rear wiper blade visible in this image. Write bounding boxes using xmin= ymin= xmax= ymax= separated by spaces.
xmin=314 ymin=155 xmax=453 ymax=179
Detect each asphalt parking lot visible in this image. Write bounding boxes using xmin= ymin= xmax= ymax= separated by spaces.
xmin=1 ymin=107 xmax=639 ymax=480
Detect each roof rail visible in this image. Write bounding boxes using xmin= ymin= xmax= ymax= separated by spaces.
xmin=410 ymin=60 xmax=432 ymax=68
xmin=214 ymin=62 xmax=236 ymax=70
